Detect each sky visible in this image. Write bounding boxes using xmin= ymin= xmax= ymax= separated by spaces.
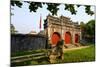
xmin=11 ymin=2 xmax=95 ymax=34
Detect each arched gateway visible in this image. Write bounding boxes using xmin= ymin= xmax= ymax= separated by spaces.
xmin=44 ymin=15 xmax=81 ymax=47
xmin=75 ymin=34 xmax=79 ymax=43
xmin=51 ymin=32 xmax=61 ymax=45
xmin=64 ymin=32 xmax=71 ymax=44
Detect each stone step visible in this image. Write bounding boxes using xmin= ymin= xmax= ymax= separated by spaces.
xmin=11 ymin=55 xmax=47 ymax=63
xmin=11 ymin=53 xmax=45 ymax=60
xmin=11 ymin=52 xmax=47 ymax=63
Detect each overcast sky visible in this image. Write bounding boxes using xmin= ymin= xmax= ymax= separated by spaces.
xmin=11 ymin=2 xmax=95 ymax=34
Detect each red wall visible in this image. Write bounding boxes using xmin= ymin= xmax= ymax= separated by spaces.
xmin=51 ymin=32 xmax=60 ymax=45
xmin=65 ymin=32 xmax=71 ymax=44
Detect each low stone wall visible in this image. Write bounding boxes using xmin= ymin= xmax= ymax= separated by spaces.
xmin=11 ymin=34 xmax=48 ymax=53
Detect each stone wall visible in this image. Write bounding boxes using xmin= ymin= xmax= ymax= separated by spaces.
xmin=11 ymin=34 xmax=48 ymax=53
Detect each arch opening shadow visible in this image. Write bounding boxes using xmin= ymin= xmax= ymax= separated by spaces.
xmin=75 ymin=34 xmax=79 ymax=43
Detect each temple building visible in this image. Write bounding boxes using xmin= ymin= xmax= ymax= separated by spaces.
xmin=44 ymin=15 xmax=81 ymax=47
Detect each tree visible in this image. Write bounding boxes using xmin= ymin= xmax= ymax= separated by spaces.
xmin=80 ymin=22 xmax=86 ymax=39
xmin=86 ymin=20 xmax=95 ymax=37
xmin=11 ymin=24 xmax=18 ymax=34
xmin=80 ymin=20 xmax=95 ymax=43
xmin=11 ymin=0 xmax=94 ymax=16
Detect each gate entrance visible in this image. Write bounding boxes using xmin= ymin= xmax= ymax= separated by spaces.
xmin=64 ymin=32 xmax=71 ymax=44
xmin=51 ymin=32 xmax=61 ymax=45
xmin=75 ymin=34 xmax=79 ymax=43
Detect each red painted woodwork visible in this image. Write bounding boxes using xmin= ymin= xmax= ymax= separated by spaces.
xmin=75 ymin=34 xmax=78 ymax=43
xmin=65 ymin=32 xmax=71 ymax=44
xmin=51 ymin=32 xmax=60 ymax=45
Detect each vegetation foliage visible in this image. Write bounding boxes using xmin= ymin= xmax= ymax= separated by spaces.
xmin=80 ymin=20 xmax=95 ymax=43
xmin=11 ymin=0 xmax=94 ymax=16
xmin=11 ymin=24 xmax=18 ymax=34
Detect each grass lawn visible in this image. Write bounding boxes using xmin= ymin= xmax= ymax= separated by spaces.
xmin=11 ymin=45 xmax=95 ymax=66
xmin=63 ymin=45 xmax=95 ymax=63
